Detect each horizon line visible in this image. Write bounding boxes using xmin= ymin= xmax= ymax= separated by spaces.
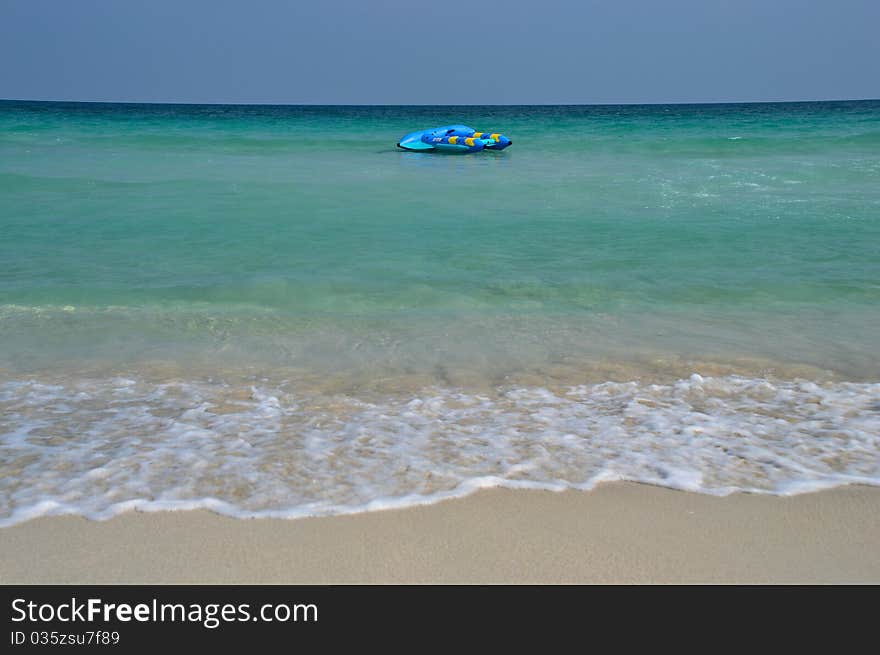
xmin=1 ymin=96 xmax=878 ymax=108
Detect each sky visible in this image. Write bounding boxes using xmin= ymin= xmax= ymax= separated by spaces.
xmin=1 ymin=0 xmax=878 ymax=104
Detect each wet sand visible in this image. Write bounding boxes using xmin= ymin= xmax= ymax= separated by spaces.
xmin=2 ymin=482 xmax=878 ymax=584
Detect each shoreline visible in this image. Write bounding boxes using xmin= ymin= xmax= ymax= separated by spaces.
xmin=2 ymin=482 xmax=878 ymax=584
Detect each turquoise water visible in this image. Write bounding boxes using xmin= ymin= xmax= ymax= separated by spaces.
xmin=2 ymin=100 xmax=879 ymax=377
xmin=1 ymin=100 xmax=879 ymax=523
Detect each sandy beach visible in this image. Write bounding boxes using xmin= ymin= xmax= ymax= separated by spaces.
xmin=2 ymin=482 xmax=878 ymax=584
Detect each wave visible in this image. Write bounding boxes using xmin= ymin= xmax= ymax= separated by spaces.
xmin=1 ymin=373 xmax=878 ymax=526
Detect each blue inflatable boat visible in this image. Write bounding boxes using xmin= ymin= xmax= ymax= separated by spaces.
xmin=397 ymin=125 xmax=512 ymax=153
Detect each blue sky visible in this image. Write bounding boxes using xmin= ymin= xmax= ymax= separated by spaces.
xmin=1 ymin=0 xmax=878 ymax=104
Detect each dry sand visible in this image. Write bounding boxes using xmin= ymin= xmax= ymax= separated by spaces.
xmin=1 ymin=482 xmax=878 ymax=584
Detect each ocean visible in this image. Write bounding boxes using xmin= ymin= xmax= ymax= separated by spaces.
xmin=1 ymin=99 xmax=878 ymax=525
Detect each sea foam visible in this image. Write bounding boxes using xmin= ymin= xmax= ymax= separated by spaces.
xmin=1 ymin=373 xmax=878 ymax=526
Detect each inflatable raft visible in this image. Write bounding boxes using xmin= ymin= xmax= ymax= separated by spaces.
xmin=397 ymin=125 xmax=512 ymax=153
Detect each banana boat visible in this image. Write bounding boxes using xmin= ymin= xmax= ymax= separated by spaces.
xmin=397 ymin=125 xmax=512 ymax=153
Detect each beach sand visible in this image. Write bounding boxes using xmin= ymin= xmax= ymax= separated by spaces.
xmin=1 ymin=482 xmax=878 ymax=584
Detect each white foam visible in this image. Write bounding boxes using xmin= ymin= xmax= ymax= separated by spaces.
xmin=1 ymin=374 xmax=878 ymax=526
